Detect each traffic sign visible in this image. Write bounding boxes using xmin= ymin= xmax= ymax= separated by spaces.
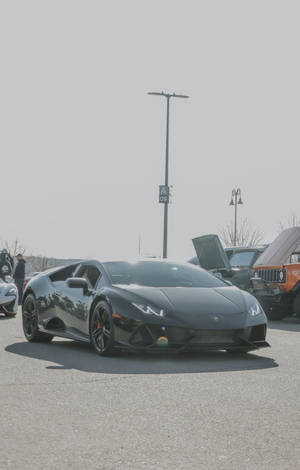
xmin=159 ymin=185 xmax=169 ymax=203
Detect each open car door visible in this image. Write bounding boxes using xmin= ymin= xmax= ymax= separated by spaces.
xmin=192 ymin=234 xmax=231 ymax=272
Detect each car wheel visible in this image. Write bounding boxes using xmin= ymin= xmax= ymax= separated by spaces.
xmin=266 ymin=305 xmax=288 ymax=321
xmin=226 ymin=348 xmax=251 ymax=354
xmin=4 ymin=312 xmax=16 ymax=318
xmin=22 ymin=294 xmax=53 ymax=342
xmin=293 ymin=292 xmax=300 ymax=320
xmin=90 ymin=300 xmax=114 ymax=356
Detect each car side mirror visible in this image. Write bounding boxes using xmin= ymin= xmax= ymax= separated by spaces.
xmin=66 ymin=277 xmax=89 ymax=294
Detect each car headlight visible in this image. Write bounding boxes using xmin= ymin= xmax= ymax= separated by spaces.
xmin=6 ymin=288 xmax=17 ymax=296
xmin=132 ymin=302 xmax=165 ymax=317
xmin=248 ymin=301 xmax=263 ymax=317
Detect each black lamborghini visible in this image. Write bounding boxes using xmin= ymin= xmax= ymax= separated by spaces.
xmin=22 ymin=259 xmax=269 ymax=355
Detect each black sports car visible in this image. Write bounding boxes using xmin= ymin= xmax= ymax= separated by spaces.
xmin=22 ymin=259 xmax=270 ymax=355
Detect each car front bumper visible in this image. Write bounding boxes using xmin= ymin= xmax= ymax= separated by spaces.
xmin=251 ymin=278 xmax=289 ymax=311
xmin=113 ymin=321 xmax=270 ymax=352
xmin=0 ymin=294 xmax=18 ymax=314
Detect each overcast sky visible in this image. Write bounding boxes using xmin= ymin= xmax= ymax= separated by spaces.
xmin=1 ymin=0 xmax=299 ymax=261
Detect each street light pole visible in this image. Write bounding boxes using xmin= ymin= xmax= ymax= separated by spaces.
xmin=163 ymin=95 xmax=170 ymax=259
xmin=229 ymin=188 xmax=243 ymax=246
xmin=148 ymin=91 xmax=189 ymax=258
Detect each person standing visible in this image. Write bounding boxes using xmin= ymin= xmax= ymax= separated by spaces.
xmin=13 ymin=254 xmax=26 ymax=305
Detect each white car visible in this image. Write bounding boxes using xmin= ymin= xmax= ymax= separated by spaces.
xmin=0 ymin=277 xmax=18 ymax=317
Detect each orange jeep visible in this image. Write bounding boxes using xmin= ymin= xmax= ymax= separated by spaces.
xmin=252 ymin=227 xmax=300 ymax=320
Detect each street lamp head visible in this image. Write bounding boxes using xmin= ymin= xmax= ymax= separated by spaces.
xmin=148 ymin=92 xmax=165 ymax=96
xmin=236 ymin=188 xmax=242 ymax=204
xmin=172 ymin=93 xmax=189 ymax=98
xmin=148 ymin=91 xmax=189 ymax=99
xmin=229 ymin=188 xmax=242 ymax=247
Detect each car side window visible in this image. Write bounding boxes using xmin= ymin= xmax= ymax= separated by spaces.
xmin=87 ymin=266 xmax=101 ymax=288
xmin=96 ymin=274 xmax=106 ymax=289
xmin=76 ymin=265 xmax=101 ymax=289
xmin=230 ymin=251 xmax=256 ymax=267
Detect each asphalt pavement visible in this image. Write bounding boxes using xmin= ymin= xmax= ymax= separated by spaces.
xmin=1 ymin=310 xmax=300 ymax=470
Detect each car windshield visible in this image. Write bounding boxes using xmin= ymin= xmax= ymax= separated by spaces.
xmin=229 ymin=251 xmax=256 ymax=267
xmin=103 ymin=261 xmax=227 ymax=288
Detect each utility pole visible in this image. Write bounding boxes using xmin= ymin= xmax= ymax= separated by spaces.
xmin=148 ymin=91 xmax=189 ymax=258
xmin=229 ymin=188 xmax=243 ymax=246
xmin=138 ymin=233 xmax=141 ymax=257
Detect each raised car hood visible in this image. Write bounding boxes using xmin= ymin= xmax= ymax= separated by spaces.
xmin=192 ymin=234 xmax=231 ymax=271
xmin=254 ymin=227 xmax=300 ymax=267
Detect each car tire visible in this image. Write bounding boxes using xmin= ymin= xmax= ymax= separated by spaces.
xmin=265 ymin=305 xmax=288 ymax=321
xmin=4 ymin=312 xmax=16 ymax=318
xmin=22 ymin=294 xmax=53 ymax=342
xmin=293 ymin=292 xmax=300 ymax=320
xmin=226 ymin=348 xmax=251 ymax=354
xmin=89 ymin=300 xmax=115 ymax=356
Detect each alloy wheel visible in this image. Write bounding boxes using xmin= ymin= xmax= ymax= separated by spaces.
xmin=91 ymin=304 xmax=113 ymax=353
xmin=23 ymin=296 xmax=37 ymax=338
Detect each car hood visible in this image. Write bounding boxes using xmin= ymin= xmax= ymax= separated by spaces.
xmin=254 ymin=227 xmax=300 ymax=267
xmin=115 ymin=284 xmax=248 ymax=328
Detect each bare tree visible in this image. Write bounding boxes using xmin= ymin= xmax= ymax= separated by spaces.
xmin=278 ymin=213 xmax=300 ymax=232
xmin=219 ymin=218 xmax=264 ymax=247
xmin=27 ymin=255 xmax=49 ymax=272
xmin=35 ymin=256 xmax=49 ymax=272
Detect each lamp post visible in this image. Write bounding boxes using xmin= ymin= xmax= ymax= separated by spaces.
xmin=229 ymin=188 xmax=243 ymax=246
xmin=148 ymin=91 xmax=189 ymax=258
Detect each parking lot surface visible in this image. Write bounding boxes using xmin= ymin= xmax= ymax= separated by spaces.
xmin=1 ymin=311 xmax=300 ymax=469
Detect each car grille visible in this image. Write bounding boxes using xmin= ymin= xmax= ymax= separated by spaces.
xmin=254 ymin=268 xmax=286 ymax=283
xmin=188 ymin=329 xmax=236 ymax=345
xmin=166 ymin=327 xmax=240 ymax=345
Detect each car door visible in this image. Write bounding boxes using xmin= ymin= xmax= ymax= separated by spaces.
xmin=192 ymin=234 xmax=231 ymax=272
xmin=48 ymin=263 xmax=81 ymax=325
xmin=60 ymin=263 xmax=101 ymax=335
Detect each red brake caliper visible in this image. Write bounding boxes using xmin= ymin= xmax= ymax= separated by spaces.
xmin=97 ymin=321 xmax=101 ymax=341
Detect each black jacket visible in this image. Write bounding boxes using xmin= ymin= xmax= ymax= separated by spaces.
xmin=14 ymin=259 xmax=26 ymax=280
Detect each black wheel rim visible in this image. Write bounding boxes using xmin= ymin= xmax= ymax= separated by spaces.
xmin=23 ymin=297 xmax=37 ymax=337
xmin=91 ymin=305 xmax=112 ymax=352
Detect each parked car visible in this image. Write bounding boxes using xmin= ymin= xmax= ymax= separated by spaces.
xmin=0 ymin=276 xmax=18 ymax=317
xmin=189 ymin=234 xmax=266 ymax=291
xmin=252 ymin=227 xmax=300 ymax=320
xmin=22 ymin=259 xmax=269 ymax=355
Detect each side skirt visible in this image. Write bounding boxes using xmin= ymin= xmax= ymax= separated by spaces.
xmin=39 ymin=326 xmax=90 ymax=343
